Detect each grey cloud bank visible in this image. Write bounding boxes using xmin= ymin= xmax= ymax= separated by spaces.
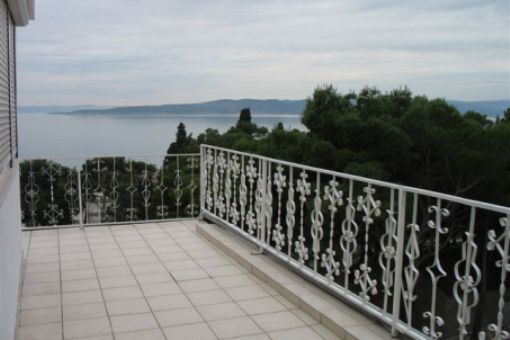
xmin=18 ymin=0 xmax=510 ymax=106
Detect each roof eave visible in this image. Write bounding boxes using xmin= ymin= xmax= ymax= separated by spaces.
xmin=6 ymin=0 xmax=35 ymax=27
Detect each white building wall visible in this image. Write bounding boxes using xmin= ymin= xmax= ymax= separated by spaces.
xmin=0 ymin=0 xmax=33 ymax=337
xmin=0 ymin=165 xmax=22 ymax=340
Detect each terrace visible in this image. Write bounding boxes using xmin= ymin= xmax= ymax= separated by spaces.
xmin=20 ymin=220 xmax=356 ymax=340
xmin=15 ymin=145 xmax=510 ymax=339
xmin=1 ymin=1 xmax=507 ymax=339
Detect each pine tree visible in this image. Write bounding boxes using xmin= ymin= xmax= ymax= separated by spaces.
xmin=239 ymin=108 xmax=252 ymax=123
xmin=167 ymin=122 xmax=189 ymax=154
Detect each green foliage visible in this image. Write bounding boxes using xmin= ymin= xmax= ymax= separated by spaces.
xmin=232 ymin=107 xmax=268 ymax=137
xmin=344 ymin=161 xmax=389 ymax=180
xmin=193 ymin=108 xmax=269 ymax=150
xmin=173 ymin=85 xmax=510 ymax=207
xmin=167 ymin=122 xmax=196 ymax=154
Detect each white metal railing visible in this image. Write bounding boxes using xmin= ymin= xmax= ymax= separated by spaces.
xmin=19 ymin=146 xmax=510 ymax=338
xmin=199 ymin=144 xmax=510 ymax=340
xmin=20 ymin=154 xmax=200 ymax=228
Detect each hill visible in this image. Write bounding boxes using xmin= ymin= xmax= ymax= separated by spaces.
xmin=19 ymin=105 xmax=111 ymax=114
xmin=23 ymin=98 xmax=509 ymax=117
xmin=51 ymin=99 xmax=307 ymax=115
xmin=446 ymin=99 xmax=509 ymax=117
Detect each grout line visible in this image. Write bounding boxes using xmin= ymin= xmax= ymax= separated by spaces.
xmin=137 ymin=222 xmax=228 ymax=338
xmin=17 ymin=231 xmax=33 ymax=337
xmin=153 ymin=221 xmax=272 ymax=339
xmin=200 ymin=268 xmax=319 ymax=334
xmin=108 ymin=224 xmax=170 ymax=340
xmin=57 ymin=229 xmax=64 ymax=340
xmin=130 ymin=222 xmax=214 ymax=339
xmin=19 ymin=230 xmax=32 ymax=286
xmin=195 ymin=222 xmax=334 ymax=340
xmin=82 ymin=227 xmax=117 ymax=340
xmin=23 ymin=221 xmax=332 ymax=339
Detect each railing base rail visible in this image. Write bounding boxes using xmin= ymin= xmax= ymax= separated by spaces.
xmin=22 ymin=217 xmax=197 ymax=232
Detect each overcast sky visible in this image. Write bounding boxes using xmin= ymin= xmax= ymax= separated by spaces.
xmin=17 ymin=0 xmax=509 ymax=106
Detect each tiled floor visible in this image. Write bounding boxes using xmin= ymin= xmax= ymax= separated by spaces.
xmin=19 ymin=221 xmax=339 ymax=340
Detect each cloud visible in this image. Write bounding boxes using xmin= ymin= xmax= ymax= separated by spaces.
xmin=17 ymin=0 xmax=510 ymax=105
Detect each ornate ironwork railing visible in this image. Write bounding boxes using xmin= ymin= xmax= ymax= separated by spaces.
xmin=20 ymin=154 xmax=200 ymax=228
xmin=199 ymin=144 xmax=510 ymax=340
xmin=19 ymin=146 xmax=510 ymax=338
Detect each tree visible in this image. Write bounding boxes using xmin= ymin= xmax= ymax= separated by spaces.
xmin=503 ymin=107 xmax=510 ymax=122
xmin=167 ymin=122 xmax=191 ymax=154
xmin=236 ymin=108 xmax=254 ymax=134
xmin=239 ymin=108 xmax=252 ymax=123
xmin=233 ymin=107 xmax=268 ymax=137
xmin=464 ymin=110 xmax=493 ymax=127
xmin=302 ymin=84 xmax=355 ymax=141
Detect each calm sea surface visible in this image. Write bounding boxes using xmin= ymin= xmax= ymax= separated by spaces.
xmin=19 ymin=113 xmax=304 ymax=158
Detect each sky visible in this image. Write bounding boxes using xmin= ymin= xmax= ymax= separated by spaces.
xmin=17 ymin=0 xmax=510 ymax=106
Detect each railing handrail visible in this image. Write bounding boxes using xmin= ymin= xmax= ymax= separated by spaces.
xmin=201 ymin=144 xmax=510 ymax=214
xmin=20 ymin=152 xmax=200 ymax=161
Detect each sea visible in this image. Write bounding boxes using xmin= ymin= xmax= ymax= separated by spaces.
xmin=18 ymin=113 xmax=304 ymax=159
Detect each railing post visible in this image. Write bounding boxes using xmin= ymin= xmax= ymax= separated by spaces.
xmin=391 ymin=188 xmax=406 ymax=337
xmin=77 ymin=169 xmax=84 ymax=230
xmin=199 ymin=145 xmax=206 ymax=220
xmin=259 ymin=158 xmax=268 ymax=251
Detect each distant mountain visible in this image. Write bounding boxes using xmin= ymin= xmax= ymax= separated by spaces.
xmin=447 ymin=99 xmax=509 ymax=117
xmin=19 ymin=105 xmax=112 ymax=114
xmin=30 ymin=98 xmax=509 ymax=117
xmin=54 ymin=99 xmax=307 ymax=116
